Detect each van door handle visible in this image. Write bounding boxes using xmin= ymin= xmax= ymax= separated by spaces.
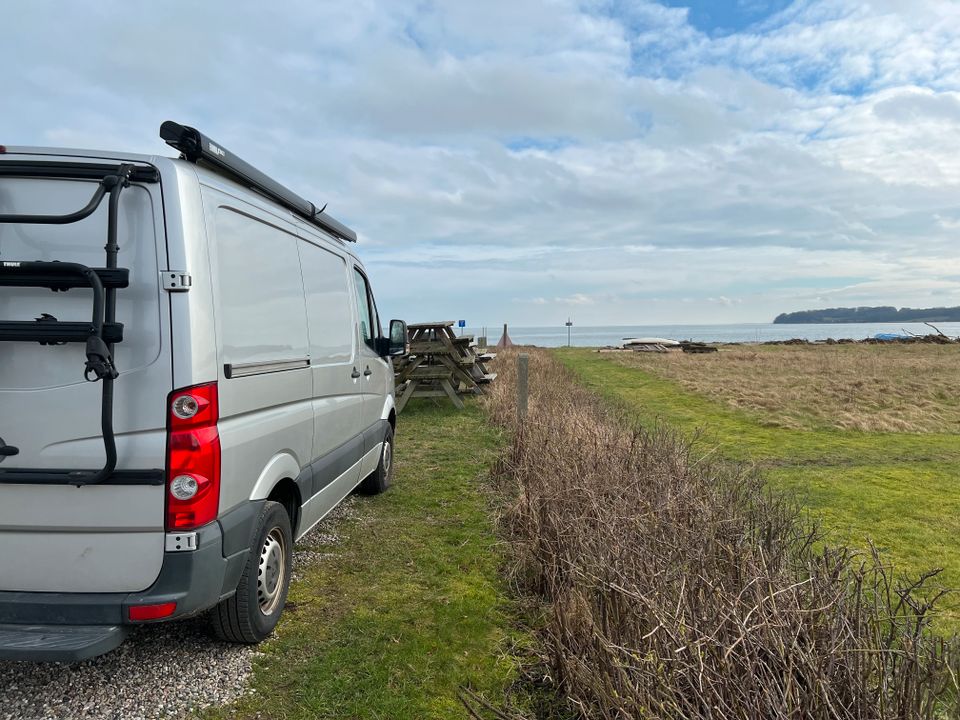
xmin=363 ymin=366 xmax=372 ymax=377
xmin=351 ymin=367 xmax=361 ymax=379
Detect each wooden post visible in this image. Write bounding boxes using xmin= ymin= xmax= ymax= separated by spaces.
xmin=517 ymin=352 xmax=529 ymax=423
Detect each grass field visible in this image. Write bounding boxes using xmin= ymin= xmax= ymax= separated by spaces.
xmin=614 ymin=343 xmax=960 ymax=433
xmin=556 ymin=346 xmax=960 ymax=631
xmin=206 ymin=401 xmax=529 ymax=720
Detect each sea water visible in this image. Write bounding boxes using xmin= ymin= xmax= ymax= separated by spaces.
xmin=464 ymin=323 xmax=960 ymax=348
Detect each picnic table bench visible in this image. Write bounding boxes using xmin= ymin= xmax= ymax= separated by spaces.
xmin=394 ymin=321 xmax=498 ymax=411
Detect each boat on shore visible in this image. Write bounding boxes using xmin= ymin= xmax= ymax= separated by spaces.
xmin=622 ymin=337 xmax=681 ymax=347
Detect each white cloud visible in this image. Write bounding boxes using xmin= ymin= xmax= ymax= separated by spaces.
xmin=557 ymin=293 xmax=596 ymax=305
xmin=3 ymin=0 xmax=960 ymax=325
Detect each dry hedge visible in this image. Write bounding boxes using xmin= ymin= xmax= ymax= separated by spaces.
xmin=482 ymin=348 xmax=959 ymax=719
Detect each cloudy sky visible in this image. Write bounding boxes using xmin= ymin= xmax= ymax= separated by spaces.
xmin=4 ymin=0 xmax=960 ymax=326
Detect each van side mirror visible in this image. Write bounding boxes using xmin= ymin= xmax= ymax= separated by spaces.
xmin=387 ymin=319 xmax=408 ymax=357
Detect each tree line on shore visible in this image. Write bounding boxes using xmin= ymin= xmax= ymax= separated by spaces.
xmin=774 ymin=305 xmax=960 ymax=324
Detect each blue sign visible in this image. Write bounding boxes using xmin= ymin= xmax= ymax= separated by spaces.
xmin=458 ymin=320 xmax=466 ymax=328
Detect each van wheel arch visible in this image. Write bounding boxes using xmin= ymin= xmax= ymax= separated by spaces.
xmin=267 ymin=478 xmax=301 ymax=538
xmin=357 ymin=423 xmax=394 ymax=495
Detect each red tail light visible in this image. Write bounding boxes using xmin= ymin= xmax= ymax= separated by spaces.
xmin=165 ymin=382 xmax=220 ymax=531
xmin=128 ymin=602 xmax=177 ymax=621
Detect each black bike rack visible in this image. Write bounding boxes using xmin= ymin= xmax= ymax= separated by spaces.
xmin=0 ymin=162 xmax=150 ymax=485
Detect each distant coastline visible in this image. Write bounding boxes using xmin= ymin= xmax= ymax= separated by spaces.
xmin=481 ymin=322 xmax=960 ymax=347
xmin=773 ymin=306 xmax=960 ymax=324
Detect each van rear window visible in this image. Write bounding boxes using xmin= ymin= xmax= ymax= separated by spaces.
xmin=0 ymin=178 xmax=162 ymax=391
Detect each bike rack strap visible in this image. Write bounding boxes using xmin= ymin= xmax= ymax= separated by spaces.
xmin=0 ymin=468 xmax=164 ymax=486
xmin=0 ymin=321 xmax=124 ymax=344
xmin=0 ymin=263 xmax=128 ymax=291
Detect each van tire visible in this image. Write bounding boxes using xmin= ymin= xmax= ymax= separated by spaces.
xmin=358 ymin=424 xmax=394 ymax=495
xmin=211 ymin=501 xmax=293 ymax=644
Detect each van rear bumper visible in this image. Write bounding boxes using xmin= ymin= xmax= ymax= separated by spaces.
xmin=0 ymin=500 xmax=263 ymax=661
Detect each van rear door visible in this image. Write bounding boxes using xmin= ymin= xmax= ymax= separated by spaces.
xmin=0 ymin=156 xmax=172 ymax=593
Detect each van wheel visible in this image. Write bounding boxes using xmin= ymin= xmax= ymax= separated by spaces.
xmin=358 ymin=424 xmax=394 ymax=495
xmin=211 ymin=501 xmax=293 ymax=643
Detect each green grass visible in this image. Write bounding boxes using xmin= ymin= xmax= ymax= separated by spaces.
xmin=556 ymin=348 xmax=960 ymax=630
xmin=206 ymin=400 xmax=529 ymax=719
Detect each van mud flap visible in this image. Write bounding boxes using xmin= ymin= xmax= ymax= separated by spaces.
xmin=0 ymin=623 xmax=128 ymax=663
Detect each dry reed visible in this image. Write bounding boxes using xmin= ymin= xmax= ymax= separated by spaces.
xmin=481 ymin=348 xmax=959 ymax=719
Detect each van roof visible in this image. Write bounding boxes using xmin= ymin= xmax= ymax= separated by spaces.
xmin=0 ymin=146 xmax=363 ymax=261
xmin=1 ymin=146 xmax=164 ymax=165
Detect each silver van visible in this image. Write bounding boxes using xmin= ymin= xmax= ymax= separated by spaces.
xmin=0 ymin=122 xmax=407 ymax=661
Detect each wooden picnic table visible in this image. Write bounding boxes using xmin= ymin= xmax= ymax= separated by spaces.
xmin=394 ymin=321 xmax=497 ymax=411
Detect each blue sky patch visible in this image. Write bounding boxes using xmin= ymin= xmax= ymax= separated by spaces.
xmin=505 ymin=136 xmax=576 ymax=152
xmin=658 ymin=0 xmax=796 ymax=36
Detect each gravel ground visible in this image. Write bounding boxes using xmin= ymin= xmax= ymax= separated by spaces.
xmin=0 ymin=498 xmax=358 ymax=720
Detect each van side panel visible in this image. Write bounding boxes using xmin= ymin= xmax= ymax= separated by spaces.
xmin=296 ymin=237 xmax=363 ymax=532
xmin=350 ymin=267 xmax=394 ymax=478
xmin=203 ymin=196 xmax=314 ymax=515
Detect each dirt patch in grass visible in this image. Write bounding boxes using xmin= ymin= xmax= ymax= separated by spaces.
xmin=607 ymin=344 xmax=960 ymax=433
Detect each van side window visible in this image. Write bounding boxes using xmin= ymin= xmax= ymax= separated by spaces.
xmin=353 ymin=268 xmax=376 ymax=350
xmin=214 ymin=208 xmax=308 ymax=365
xmin=300 ymin=242 xmax=353 ymax=364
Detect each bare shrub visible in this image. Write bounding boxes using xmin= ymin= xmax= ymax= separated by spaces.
xmin=483 ymin=348 xmax=959 ymax=719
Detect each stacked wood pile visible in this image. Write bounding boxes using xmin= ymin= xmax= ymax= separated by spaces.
xmin=393 ymin=321 xmax=497 ymax=412
xmin=680 ymin=341 xmax=718 ymax=354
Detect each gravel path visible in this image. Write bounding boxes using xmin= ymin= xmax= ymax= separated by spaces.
xmin=0 ymin=498 xmax=358 ymax=720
